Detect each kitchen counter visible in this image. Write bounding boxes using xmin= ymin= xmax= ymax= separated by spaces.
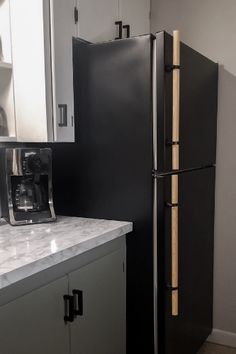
xmin=0 ymin=216 xmax=133 ymax=291
xmin=0 ymin=217 xmax=130 ymax=353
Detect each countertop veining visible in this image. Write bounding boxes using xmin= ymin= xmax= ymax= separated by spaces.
xmin=0 ymin=216 xmax=133 ymax=290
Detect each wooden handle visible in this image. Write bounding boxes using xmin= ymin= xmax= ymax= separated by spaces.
xmin=171 ymin=30 xmax=180 ymax=316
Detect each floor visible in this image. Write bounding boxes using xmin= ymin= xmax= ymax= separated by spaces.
xmin=198 ymin=343 xmax=236 ymax=354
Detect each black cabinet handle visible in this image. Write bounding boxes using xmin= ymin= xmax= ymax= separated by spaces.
xmin=73 ymin=289 xmax=83 ymax=316
xmin=63 ymin=295 xmax=74 ymax=323
xmin=58 ymin=104 xmax=68 ymax=127
xmin=115 ymin=21 xmax=123 ymax=40
xmin=123 ymin=24 xmax=130 ymax=38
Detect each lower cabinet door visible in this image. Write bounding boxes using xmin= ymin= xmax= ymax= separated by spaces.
xmin=69 ymin=248 xmax=126 ymax=354
xmin=0 ymin=276 xmax=69 ymax=354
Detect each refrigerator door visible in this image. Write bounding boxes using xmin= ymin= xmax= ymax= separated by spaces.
xmin=52 ymin=36 xmax=155 ymax=354
xmin=155 ymin=167 xmax=215 ymax=354
xmin=155 ymin=31 xmax=218 ymax=173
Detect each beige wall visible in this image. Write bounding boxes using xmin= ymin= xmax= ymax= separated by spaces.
xmin=151 ymin=0 xmax=236 ymax=341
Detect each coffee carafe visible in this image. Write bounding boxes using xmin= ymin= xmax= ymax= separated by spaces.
xmin=0 ymin=148 xmax=56 ymax=225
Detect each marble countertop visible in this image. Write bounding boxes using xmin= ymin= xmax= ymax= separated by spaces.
xmin=0 ymin=216 xmax=132 ymax=291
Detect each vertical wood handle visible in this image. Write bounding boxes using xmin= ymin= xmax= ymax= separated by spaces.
xmin=171 ymin=30 xmax=180 ymax=317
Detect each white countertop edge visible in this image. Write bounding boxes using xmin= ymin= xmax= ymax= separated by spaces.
xmin=0 ymin=222 xmax=133 ymax=291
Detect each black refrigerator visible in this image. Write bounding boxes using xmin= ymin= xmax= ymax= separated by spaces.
xmin=51 ymin=31 xmax=218 ymax=354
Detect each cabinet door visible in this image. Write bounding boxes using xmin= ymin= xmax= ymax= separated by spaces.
xmin=50 ymin=0 xmax=76 ymax=142
xmin=69 ymin=248 xmax=126 ymax=354
xmin=77 ymin=0 xmax=119 ymax=42
xmin=119 ymin=0 xmax=150 ymax=37
xmin=0 ymin=277 xmax=69 ymax=354
xmin=10 ymin=0 xmax=51 ymax=142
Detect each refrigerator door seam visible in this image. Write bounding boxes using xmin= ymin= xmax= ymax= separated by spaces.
xmin=152 ymin=37 xmax=158 ymax=354
xmin=153 ymin=38 xmax=158 ymax=171
xmin=153 ymin=177 xmax=158 ymax=354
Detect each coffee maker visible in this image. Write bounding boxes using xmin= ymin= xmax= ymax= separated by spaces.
xmin=0 ymin=148 xmax=56 ymax=225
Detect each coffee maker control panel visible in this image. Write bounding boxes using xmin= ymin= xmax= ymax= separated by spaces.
xmin=6 ymin=149 xmax=51 ymax=177
xmin=22 ymin=152 xmax=50 ymax=175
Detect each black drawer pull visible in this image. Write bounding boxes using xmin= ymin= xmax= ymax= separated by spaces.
xmin=73 ymin=289 xmax=83 ymax=316
xmin=58 ymin=104 xmax=68 ymax=127
xmin=123 ymin=24 xmax=130 ymax=38
xmin=63 ymin=295 xmax=74 ymax=323
xmin=115 ymin=21 xmax=123 ymax=40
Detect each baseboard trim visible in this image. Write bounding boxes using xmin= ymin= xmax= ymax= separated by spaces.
xmin=208 ymin=329 xmax=236 ymax=348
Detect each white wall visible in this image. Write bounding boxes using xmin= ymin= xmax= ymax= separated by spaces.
xmin=151 ymin=0 xmax=236 ymax=346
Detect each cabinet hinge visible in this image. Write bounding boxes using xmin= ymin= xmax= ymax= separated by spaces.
xmin=74 ymin=6 xmax=79 ymax=24
xmin=122 ymin=262 xmax=125 ymax=273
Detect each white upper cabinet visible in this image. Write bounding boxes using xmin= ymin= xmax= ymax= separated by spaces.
xmin=0 ymin=0 xmax=16 ymax=141
xmin=77 ymin=0 xmax=150 ymax=43
xmin=50 ymin=0 xmax=76 ymax=142
xmin=10 ymin=0 xmax=76 ymax=142
xmin=119 ymin=0 xmax=150 ymax=38
xmin=77 ymin=0 xmax=119 ymax=42
xmin=0 ymin=0 xmax=150 ymax=142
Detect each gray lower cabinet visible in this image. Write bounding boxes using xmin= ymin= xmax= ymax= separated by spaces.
xmin=69 ymin=248 xmax=126 ymax=354
xmin=0 ymin=276 xmax=69 ymax=354
xmin=0 ymin=246 xmax=126 ymax=354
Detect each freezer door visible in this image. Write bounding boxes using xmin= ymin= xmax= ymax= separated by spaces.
xmin=156 ymin=167 xmax=215 ymax=354
xmin=155 ymin=31 xmax=218 ymax=172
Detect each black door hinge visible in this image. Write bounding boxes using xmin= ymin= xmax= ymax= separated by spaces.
xmin=74 ymin=6 xmax=78 ymax=24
